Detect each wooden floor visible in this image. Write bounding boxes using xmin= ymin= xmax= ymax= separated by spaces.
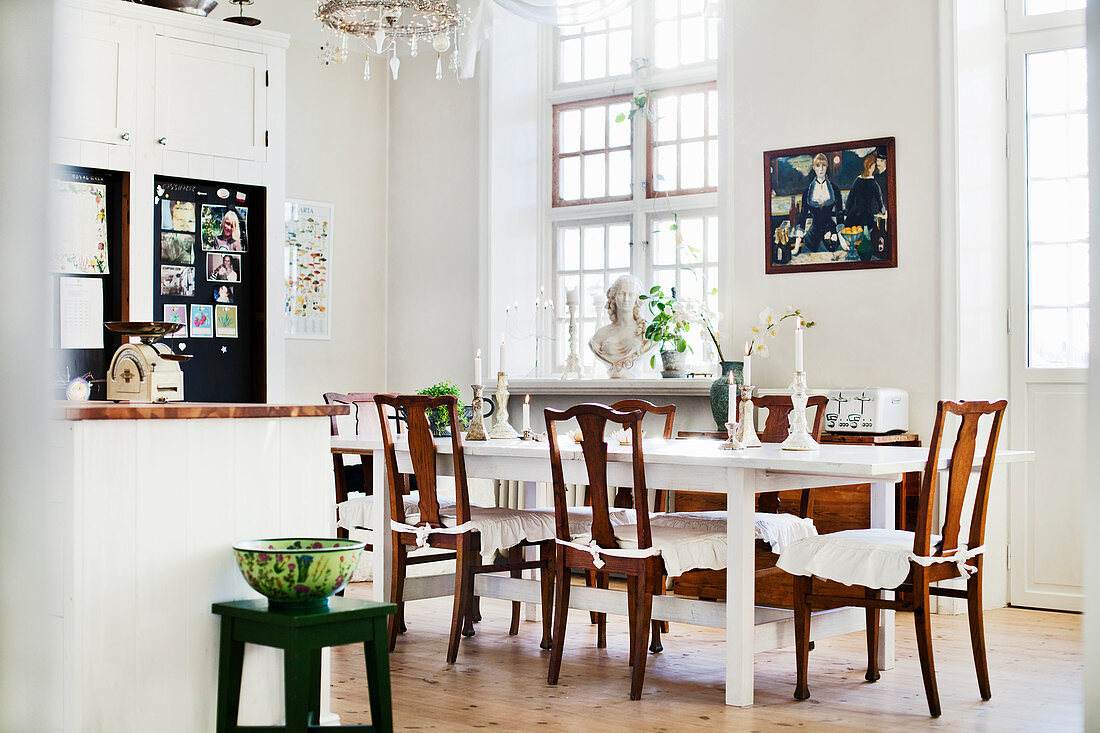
xmin=331 ymin=582 xmax=1082 ymax=731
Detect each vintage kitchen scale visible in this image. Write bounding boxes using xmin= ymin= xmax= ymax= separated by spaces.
xmin=104 ymin=322 xmax=192 ymax=402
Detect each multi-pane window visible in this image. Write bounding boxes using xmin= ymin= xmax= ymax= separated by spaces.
xmin=648 ymin=211 xmax=719 ymax=358
xmin=653 ymin=0 xmax=720 ymax=68
xmin=554 ymin=220 xmax=633 ymax=370
xmin=1025 ymin=46 xmax=1088 ymax=367
xmin=554 ymin=96 xmax=633 ymax=206
xmin=648 ymin=83 xmax=719 ymax=195
xmin=557 ymin=9 xmax=633 ymax=85
xmin=547 ymin=1 xmax=720 ymax=373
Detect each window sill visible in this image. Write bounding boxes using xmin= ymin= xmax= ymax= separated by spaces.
xmin=486 ymin=377 xmax=714 ymax=397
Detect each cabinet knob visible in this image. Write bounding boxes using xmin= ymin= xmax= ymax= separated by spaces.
xmin=120 ymin=131 xmax=131 ymax=141
xmin=157 ymin=137 xmax=167 ymax=146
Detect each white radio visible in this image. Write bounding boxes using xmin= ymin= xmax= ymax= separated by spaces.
xmin=824 ymin=388 xmax=909 ymax=433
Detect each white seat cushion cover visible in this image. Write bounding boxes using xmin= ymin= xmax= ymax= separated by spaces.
xmin=648 ymin=510 xmax=817 ymax=554
xmin=596 ymin=524 xmax=727 ymax=578
xmin=530 ymin=505 xmax=636 ymax=536
xmin=777 ymin=529 xmax=944 ymax=589
xmin=439 ymin=506 xmax=557 ymax=558
xmin=337 ymin=491 xmax=458 ymax=531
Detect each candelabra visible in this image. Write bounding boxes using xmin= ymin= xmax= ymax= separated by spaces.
xmin=780 ymin=371 xmax=820 ymax=451
xmin=561 ymin=301 xmax=584 ymax=380
xmin=737 ymin=385 xmax=762 ymax=448
xmin=464 ymin=384 xmax=488 ymax=441
xmin=489 ymin=371 xmax=519 ymax=439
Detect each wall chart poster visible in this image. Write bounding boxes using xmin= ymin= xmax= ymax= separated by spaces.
xmin=50 ymin=178 xmax=109 ymax=274
xmin=284 ymin=199 xmax=333 ymax=340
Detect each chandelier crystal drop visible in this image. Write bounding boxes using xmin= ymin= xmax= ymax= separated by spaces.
xmin=316 ymin=0 xmax=466 ymax=81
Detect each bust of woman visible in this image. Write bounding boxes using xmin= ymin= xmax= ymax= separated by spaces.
xmin=588 ymin=275 xmax=652 ymax=378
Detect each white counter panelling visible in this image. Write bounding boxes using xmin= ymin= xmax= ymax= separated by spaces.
xmin=60 ymin=415 xmax=334 ymax=731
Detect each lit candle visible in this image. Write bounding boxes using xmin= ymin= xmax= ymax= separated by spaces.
xmin=743 ymin=341 xmax=752 ymax=387
xmin=499 ymin=333 xmax=506 ymax=374
xmin=727 ymin=372 xmax=736 ymax=425
xmin=523 ymin=394 xmax=531 ymax=432
xmin=474 ymin=348 xmax=482 ymax=386
xmin=794 ymin=316 xmax=804 ymax=372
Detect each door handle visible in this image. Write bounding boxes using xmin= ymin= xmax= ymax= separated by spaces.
xmin=157 ymin=137 xmax=167 ymax=146
xmin=120 ymin=131 xmax=131 ymax=141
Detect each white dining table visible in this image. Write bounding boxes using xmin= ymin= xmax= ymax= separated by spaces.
xmin=331 ymin=435 xmax=1033 ymax=707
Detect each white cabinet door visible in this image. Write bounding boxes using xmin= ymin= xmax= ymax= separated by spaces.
xmin=153 ymin=36 xmax=266 ymax=162
xmin=52 ymin=18 xmax=136 ymax=146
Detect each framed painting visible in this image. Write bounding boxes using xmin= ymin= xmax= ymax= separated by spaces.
xmin=764 ymin=136 xmax=897 ymax=274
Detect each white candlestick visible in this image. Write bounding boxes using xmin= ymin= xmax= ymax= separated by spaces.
xmin=522 ymin=394 xmax=531 ymax=432
xmin=727 ymin=372 xmax=736 ymax=425
xmin=499 ymin=333 xmax=506 ymax=374
xmin=474 ymin=348 xmax=482 ymax=386
xmin=794 ymin=316 xmax=804 ymax=372
xmin=743 ymin=342 xmax=752 ymax=386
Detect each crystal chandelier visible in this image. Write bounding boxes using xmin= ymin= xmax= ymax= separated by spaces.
xmin=316 ymin=0 xmax=466 ymax=81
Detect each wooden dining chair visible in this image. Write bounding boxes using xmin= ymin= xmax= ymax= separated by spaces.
xmin=545 ymin=403 xmax=724 ymax=700
xmin=323 ymin=392 xmax=382 ymax=542
xmin=375 ymin=394 xmax=555 ymax=663
xmin=781 ymin=399 xmax=1007 ymax=717
xmin=584 ymin=399 xmax=676 ymax=651
xmin=666 ymin=394 xmax=829 ymax=606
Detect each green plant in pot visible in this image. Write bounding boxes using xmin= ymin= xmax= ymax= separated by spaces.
xmin=416 ymin=379 xmax=468 ymax=437
xmin=639 ymin=286 xmax=693 ymax=377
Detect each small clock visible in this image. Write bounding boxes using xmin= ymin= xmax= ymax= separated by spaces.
xmin=65 ymin=377 xmax=91 ymax=402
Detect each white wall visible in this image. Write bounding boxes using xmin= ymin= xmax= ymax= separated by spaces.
xmin=2 ymin=1 xmax=56 ymax=729
xmin=728 ymin=0 xmax=943 ymax=440
xmin=1085 ymin=0 xmax=1099 ymax=724
xmin=386 ymin=55 xmax=482 ymax=392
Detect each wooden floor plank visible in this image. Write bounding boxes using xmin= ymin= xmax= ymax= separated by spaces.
xmin=331 ymin=583 xmax=1082 ymax=731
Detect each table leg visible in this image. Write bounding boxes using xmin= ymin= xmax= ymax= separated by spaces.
xmin=725 ymin=467 xmax=756 ymax=707
xmin=283 ymin=645 xmax=310 ymax=733
xmin=215 ymin=617 xmax=243 ymax=733
xmin=372 ymin=450 xmax=391 ymax=603
xmin=523 ymin=480 xmax=539 ymax=622
xmin=870 ymin=480 xmax=896 ymax=671
xmin=365 ymin=618 xmax=394 ymax=733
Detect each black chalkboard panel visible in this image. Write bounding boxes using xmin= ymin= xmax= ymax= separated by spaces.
xmin=51 ymin=165 xmax=128 ymax=400
xmin=152 ymin=176 xmax=266 ymax=403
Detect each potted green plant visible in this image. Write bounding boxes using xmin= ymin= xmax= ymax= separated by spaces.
xmin=639 ymin=285 xmax=693 ymax=377
xmin=416 ymin=379 xmax=468 ymax=437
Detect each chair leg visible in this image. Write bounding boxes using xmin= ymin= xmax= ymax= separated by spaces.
xmin=649 ymin=575 xmax=664 ymax=654
xmin=508 ymin=546 xmax=523 ymax=636
xmin=389 ymin=541 xmax=407 ymax=652
xmin=629 ymin=568 xmax=656 ymax=700
xmin=967 ymin=570 xmax=991 ymax=701
xmin=447 ymin=538 xmax=475 ymax=664
xmin=595 ymin=571 xmax=609 ymax=649
xmin=472 ymin=594 xmax=482 ymax=623
xmin=539 ymin=542 xmax=555 ymax=650
xmin=626 ymin=575 xmax=638 ymax=667
xmin=865 ymin=587 xmax=881 ymax=682
xmin=547 ymin=553 xmax=571 ymax=685
xmin=793 ymin=574 xmax=812 ymax=700
xmin=913 ymin=583 xmax=941 ymax=717
xmin=586 ymin=569 xmax=599 ymax=625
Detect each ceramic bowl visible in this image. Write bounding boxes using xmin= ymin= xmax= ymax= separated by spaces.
xmin=233 ymin=538 xmax=365 ymax=610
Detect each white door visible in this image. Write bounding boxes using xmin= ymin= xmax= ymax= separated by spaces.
xmin=153 ymin=36 xmax=267 ymax=162
xmin=52 ymin=18 xmax=136 ymax=146
xmin=1007 ymin=26 xmax=1088 ymax=611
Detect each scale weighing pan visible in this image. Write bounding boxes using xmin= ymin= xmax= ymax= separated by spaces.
xmin=104 ymin=321 xmax=183 ymax=344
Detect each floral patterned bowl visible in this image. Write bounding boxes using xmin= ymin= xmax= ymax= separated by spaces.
xmin=233 ymin=538 xmax=366 ymax=610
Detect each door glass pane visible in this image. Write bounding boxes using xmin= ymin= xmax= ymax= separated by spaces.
xmin=1025 ymin=0 xmax=1085 ymax=14
xmin=1026 ymin=46 xmax=1088 ymax=367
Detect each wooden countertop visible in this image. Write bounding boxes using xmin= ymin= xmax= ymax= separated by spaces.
xmin=56 ymin=402 xmax=350 ymax=421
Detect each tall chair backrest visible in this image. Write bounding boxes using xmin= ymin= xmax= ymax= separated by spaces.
xmin=545 ymin=403 xmax=649 ymax=550
xmin=752 ymin=394 xmax=828 ymax=443
xmin=323 ymin=392 xmax=384 ymax=438
xmin=607 ymin=399 xmax=675 ymax=511
xmin=375 ymin=394 xmax=472 ymax=529
xmin=913 ymin=399 xmax=1007 ymax=558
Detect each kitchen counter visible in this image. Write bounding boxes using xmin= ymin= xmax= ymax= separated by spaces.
xmin=56 ymin=401 xmax=348 ymax=420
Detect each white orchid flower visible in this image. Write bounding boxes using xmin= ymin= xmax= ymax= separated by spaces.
xmin=785 ymin=305 xmax=796 ymax=314
xmin=759 ymin=307 xmax=776 ymax=325
xmin=754 ymin=343 xmax=769 ymax=357
xmin=750 ymin=325 xmax=761 ymax=335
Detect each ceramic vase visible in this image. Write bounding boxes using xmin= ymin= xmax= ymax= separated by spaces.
xmin=710 ymin=360 xmax=743 ymax=429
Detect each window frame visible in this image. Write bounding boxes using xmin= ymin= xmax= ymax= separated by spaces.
xmin=538 ymin=1 xmax=721 ymax=374
xmin=552 ymin=93 xmax=635 ymax=208
xmin=645 ymin=80 xmax=719 ymax=198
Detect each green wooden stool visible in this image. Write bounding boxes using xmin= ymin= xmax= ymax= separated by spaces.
xmin=212 ymin=596 xmax=396 ymax=733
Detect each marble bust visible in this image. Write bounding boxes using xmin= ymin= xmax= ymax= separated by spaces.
xmin=588 ymin=274 xmax=653 ymax=378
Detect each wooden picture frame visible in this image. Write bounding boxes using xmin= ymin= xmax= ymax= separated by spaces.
xmin=763 ymin=137 xmax=897 ymax=274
